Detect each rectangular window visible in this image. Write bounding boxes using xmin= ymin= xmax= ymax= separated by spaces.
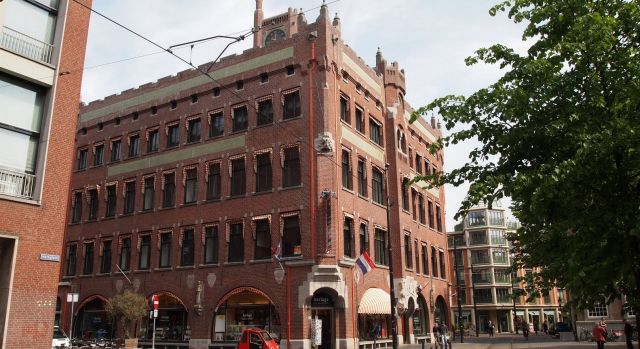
xmin=255 ymin=153 xmax=272 ymax=192
xmin=123 ymin=181 xmax=136 ymax=214
xmin=184 ymin=168 xmax=198 ymax=204
xmin=162 ymin=172 xmax=176 ymax=207
xmin=119 ymin=237 xmax=131 ymax=271
xmin=474 ymin=289 xmax=493 ymax=304
xmin=159 ymin=232 xmax=172 ymax=268
xmin=204 ymin=226 xmax=219 ymax=264
xmin=232 ymin=105 xmax=248 ymax=132
xmin=372 ymin=168 xmax=385 ymax=204
xmin=167 ymin=124 xmax=180 ymax=147
xmin=100 ymin=240 xmax=112 ymax=274
xmin=138 ymin=235 xmax=151 ymax=270
xmin=369 ymin=118 xmax=383 ymax=146
xmin=357 ymin=158 xmax=367 ymax=197
xmin=254 ymin=219 xmax=271 ymax=260
xmin=411 ymin=189 xmax=418 ymax=221
xmin=431 ymin=247 xmax=438 ymax=277
xmin=494 ymin=269 xmax=511 ymax=283
xmin=428 ymin=201 xmax=434 ymax=228
xmin=257 ymin=99 xmax=274 ymax=126
xmin=143 ymin=177 xmax=154 ymax=211
xmin=88 ymin=189 xmax=98 ymax=220
xmin=467 ymin=211 xmax=486 ymax=226
xmin=359 ymin=223 xmax=369 ymax=254
xmin=187 ymin=118 xmax=202 ymax=143
xmin=106 ymin=185 xmax=117 ymax=217
xmin=404 ymin=234 xmax=412 ymax=269
xmin=83 ymin=242 xmax=94 ymax=275
xmin=418 ymin=194 xmax=425 ymax=224
xmin=341 ymin=149 xmax=352 ymax=190
xmin=436 ymin=205 xmax=443 ymax=232
xmin=340 ymin=95 xmax=350 ymax=123
xmin=470 ymin=231 xmax=488 ymax=245
xmin=230 ymin=158 xmax=246 ymax=196
xmin=181 ymin=229 xmax=195 ymax=266
xmin=128 ymin=134 xmax=139 ymax=158
xmin=374 ymin=228 xmax=387 ymax=266
xmin=343 ymin=217 xmax=354 ymax=258
xmin=206 ymin=163 xmax=221 ymax=200
xmin=402 ymin=179 xmax=410 ymax=211
xmin=355 ymin=106 xmax=364 ymax=133
xmin=228 ymin=222 xmax=244 ymax=262
xmin=93 ymin=144 xmax=104 ymax=166
xmin=439 ymin=250 xmax=446 ymax=278
xmin=496 ymin=288 xmax=512 ymax=303
xmin=282 ymin=215 xmax=301 ymax=257
xmin=492 ymin=249 xmax=508 ymax=264
xmin=488 ymin=210 xmax=504 ymax=226
xmin=209 ymin=111 xmax=224 ymax=138
xmin=490 ymin=229 xmax=506 ymax=245
xmin=415 ymin=240 xmax=420 ymax=274
xmin=66 ymin=244 xmax=77 ymax=276
xmin=283 ymin=90 xmax=301 ymax=119
xmin=470 ymin=249 xmax=490 ymax=264
xmin=421 ymin=245 xmax=428 ymax=275
xmin=147 ymin=129 xmax=159 ymax=153
xmin=77 ymin=149 xmax=88 ymax=170
xmin=110 ymin=139 xmax=121 ymax=162
xmin=282 ymin=147 xmax=301 ymax=188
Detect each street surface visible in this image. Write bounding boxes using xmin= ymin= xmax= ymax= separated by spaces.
xmin=404 ymin=333 xmax=635 ymax=349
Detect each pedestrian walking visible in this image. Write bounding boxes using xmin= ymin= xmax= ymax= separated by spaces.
xmin=593 ymin=321 xmax=606 ymax=349
xmin=371 ymin=322 xmax=381 ymax=347
xmin=488 ymin=320 xmax=495 ymax=337
xmin=522 ymin=321 xmax=529 ymax=340
xmin=543 ymin=320 xmax=549 ymax=335
xmin=624 ymin=319 xmax=634 ymax=349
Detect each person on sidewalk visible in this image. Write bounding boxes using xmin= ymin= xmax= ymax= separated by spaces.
xmin=624 ymin=319 xmax=634 ymax=349
xmin=522 ymin=321 xmax=529 ymax=340
xmin=593 ymin=321 xmax=606 ymax=349
xmin=488 ymin=320 xmax=495 ymax=337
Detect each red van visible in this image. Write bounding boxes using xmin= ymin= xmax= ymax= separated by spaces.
xmin=237 ymin=329 xmax=280 ymax=349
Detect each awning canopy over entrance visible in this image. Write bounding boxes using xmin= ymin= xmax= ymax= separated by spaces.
xmin=359 ymin=288 xmax=391 ymax=315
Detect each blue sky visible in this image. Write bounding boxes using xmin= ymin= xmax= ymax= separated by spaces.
xmin=80 ymin=0 xmax=529 ymax=230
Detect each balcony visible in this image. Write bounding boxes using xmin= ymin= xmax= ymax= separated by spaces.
xmin=0 ymin=167 xmax=36 ymax=200
xmin=1 ymin=26 xmax=54 ymax=64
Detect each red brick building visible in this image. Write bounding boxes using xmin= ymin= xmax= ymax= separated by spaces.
xmin=0 ymin=0 xmax=91 ymax=348
xmin=58 ymin=2 xmax=449 ymax=349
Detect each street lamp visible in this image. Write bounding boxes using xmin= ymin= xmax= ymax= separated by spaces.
xmin=557 ymin=288 xmax=564 ymax=323
xmin=470 ymin=265 xmax=479 ymax=337
xmin=453 ymin=236 xmax=464 ymax=343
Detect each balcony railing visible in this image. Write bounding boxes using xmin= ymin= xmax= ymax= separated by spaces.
xmin=0 ymin=167 xmax=36 ymax=200
xmin=1 ymin=26 xmax=54 ymax=64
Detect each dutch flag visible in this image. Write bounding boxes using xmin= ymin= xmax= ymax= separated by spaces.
xmin=356 ymin=251 xmax=376 ymax=276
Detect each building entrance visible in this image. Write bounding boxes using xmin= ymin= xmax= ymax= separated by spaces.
xmin=311 ymin=290 xmax=335 ymax=349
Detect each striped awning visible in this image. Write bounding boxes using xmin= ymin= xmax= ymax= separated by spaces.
xmin=359 ymin=288 xmax=391 ymax=314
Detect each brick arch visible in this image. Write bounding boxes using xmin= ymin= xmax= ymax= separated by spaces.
xmin=75 ymin=294 xmax=109 ymax=315
xmin=146 ymin=290 xmax=187 ymax=310
xmin=214 ymin=286 xmax=274 ymax=312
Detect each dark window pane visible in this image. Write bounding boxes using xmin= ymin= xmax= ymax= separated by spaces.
xmin=181 ymin=229 xmax=195 ymax=266
xmin=106 ymin=185 xmax=117 ymax=217
xmin=257 ymin=99 xmax=273 ymax=126
xmin=255 ymin=153 xmax=272 ymax=192
xmin=143 ymin=177 xmax=154 ymax=211
xmin=66 ymin=245 xmax=77 ymax=276
xmin=138 ymin=235 xmax=151 ymax=270
xmin=119 ymin=237 xmax=131 ymax=271
xmin=340 ymin=96 xmax=350 ymax=123
xmin=187 ymin=118 xmax=201 ymax=143
xmin=147 ymin=129 xmax=159 ymax=153
xmin=159 ymin=233 xmax=171 ymax=268
xmin=94 ymin=144 xmax=104 ymax=166
xmin=374 ymin=228 xmax=387 ymax=266
xmin=357 ymin=159 xmax=367 ymax=197
xmin=100 ymin=240 xmax=112 ymax=274
xmin=88 ymin=189 xmax=98 ymax=220
xmin=282 ymin=147 xmax=300 ymax=188
xmin=372 ymin=169 xmax=385 ymax=204
xmin=124 ymin=181 xmax=136 ymax=214
xmin=163 ymin=173 xmax=176 ymax=207
xmin=83 ymin=243 xmax=93 ymax=275
xmin=254 ymin=220 xmax=271 ymax=260
xmin=206 ymin=163 xmax=221 ymax=200
xmin=359 ymin=223 xmax=369 ymax=254
xmin=343 ymin=217 xmax=354 ymax=258
xmin=341 ymin=150 xmax=352 ymax=190
xmin=282 ymin=216 xmax=301 ymax=257
xmin=128 ymin=135 xmax=139 ymax=157
xmin=184 ymin=168 xmax=197 ymax=204
xmin=355 ymin=107 xmax=364 ymax=133
xmin=77 ymin=149 xmax=87 ymax=170
xmin=369 ymin=119 xmax=382 ymax=146
xmin=283 ymin=91 xmax=300 ymax=120
xmin=167 ymin=124 xmax=180 ymax=147
xmin=232 ymin=106 xmax=248 ymax=132
xmin=204 ymin=226 xmax=219 ymax=264
xmin=71 ymin=192 xmax=82 ymax=222
xmin=231 ymin=158 xmax=245 ymax=196
xmin=228 ymin=223 xmax=244 ymax=262
xmin=209 ymin=112 xmax=224 ymax=137
xmin=110 ymin=140 xmax=121 ymax=162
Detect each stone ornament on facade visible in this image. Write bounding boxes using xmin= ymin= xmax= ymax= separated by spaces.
xmin=194 ymin=281 xmax=203 ymax=316
xmin=207 ymin=273 xmax=216 ymax=288
xmin=314 ymin=132 xmax=335 ymax=154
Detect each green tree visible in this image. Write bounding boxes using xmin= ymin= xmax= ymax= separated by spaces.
xmin=105 ymin=291 xmax=148 ymax=339
xmin=411 ymin=0 xmax=640 ymax=337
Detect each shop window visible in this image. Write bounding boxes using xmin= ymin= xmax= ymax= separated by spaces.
xmin=214 ymin=291 xmax=281 ymax=341
xmin=431 ymin=247 xmax=438 ymax=277
xmin=282 ymin=215 xmax=301 ymax=257
xmin=257 ymin=99 xmax=274 ymax=126
xmin=167 ymin=123 xmax=180 ymax=148
xmin=418 ymin=194 xmax=425 ymax=224
xmin=230 ymin=158 xmax=246 ymax=197
xmin=82 ymin=242 xmax=94 ymax=275
xmin=372 ymin=168 xmax=385 ymax=205
xmin=359 ymin=222 xmax=369 ymax=254
xmin=138 ymin=235 xmax=151 ymax=270
xmin=184 ymin=167 xmax=198 ymax=204
xmin=94 ymin=144 xmax=104 ymax=166
xmin=404 ymin=234 xmax=412 ymax=269
xmin=206 ymin=163 xmax=221 ymax=200
xmin=283 ymin=90 xmax=300 ymax=120
xmin=110 ymin=139 xmax=121 ymax=162
xmin=412 ymin=297 xmax=428 ymax=335
xmin=232 ymin=105 xmax=248 ymax=132
xmin=255 ymin=153 xmax=272 ymax=193
xmin=128 ymin=134 xmax=140 ymax=158
xmin=374 ymin=228 xmax=387 ymax=266
xmin=106 ymin=185 xmax=117 ymax=217
xmin=123 ymin=181 xmax=136 ymax=214
xmin=209 ymin=111 xmax=224 ymax=138
xmin=340 ymin=95 xmax=350 ymax=123
xmin=147 ymin=129 xmax=159 ymax=153
xmin=162 ymin=172 xmax=176 ymax=207
xmin=77 ymin=148 xmax=88 ymax=170
xmin=204 ymin=226 xmax=219 ymax=264
xmin=88 ymin=189 xmax=99 ymax=221
xmin=254 ymin=219 xmax=271 ymax=260
xmin=187 ymin=117 xmax=202 ymax=143
xmin=159 ymin=232 xmax=172 ymax=268
xmin=143 ymin=176 xmax=155 ymax=211
xmin=355 ymin=106 xmax=364 ymax=133
xmin=343 ymin=217 xmax=354 ymax=258
xmin=341 ymin=149 xmax=352 ymax=190
xmin=181 ymin=229 xmax=195 ymax=266
xmin=369 ymin=118 xmax=383 ymax=146
xmin=357 ymin=158 xmax=367 ymax=197
xmin=119 ymin=237 xmax=131 ymax=271
xmin=100 ymin=240 xmax=112 ymax=273
xmin=140 ymin=295 xmax=187 ymax=341
xmin=358 ymin=315 xmax=390 ymax=341
xmin=282 ymin=146 xmax=300 ymax=188
xmin=66 ymin=244 xmax=77 ymax=276
xmin=228 ymin=222 xmax=244 ymax=262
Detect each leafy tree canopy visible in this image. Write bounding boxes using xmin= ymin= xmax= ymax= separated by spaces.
xmin=105 ymin=291 xmax=148 ymax=338
xmin=411 ymin=0 xmax=640 ymax=317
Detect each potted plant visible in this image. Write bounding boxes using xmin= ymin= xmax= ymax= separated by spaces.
xmin=105 ymin=290 xmax=149 ymax=349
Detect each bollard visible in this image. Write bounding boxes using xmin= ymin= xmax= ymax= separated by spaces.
xmin=421 ymin=340 xmax=425 ymax=349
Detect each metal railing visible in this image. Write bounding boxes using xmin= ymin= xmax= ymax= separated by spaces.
xmin=0 ymin=26 xmax=54 ymax=64
xmin=0 ymin=167 xmax=36 ymax=200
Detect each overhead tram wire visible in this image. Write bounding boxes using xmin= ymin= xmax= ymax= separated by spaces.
xmin=69 ymin=0 xmax=411 ymax=196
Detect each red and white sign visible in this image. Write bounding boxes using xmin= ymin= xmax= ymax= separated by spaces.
xmin=152 ymin=295 xmax=159 ymax=310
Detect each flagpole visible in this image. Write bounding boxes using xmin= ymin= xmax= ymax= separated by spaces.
xmin=384 ymin=163 xmax=399 ymax=349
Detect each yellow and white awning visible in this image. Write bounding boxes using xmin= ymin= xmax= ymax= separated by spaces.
xmin=359 ymin=288 xmax=391 ymax=314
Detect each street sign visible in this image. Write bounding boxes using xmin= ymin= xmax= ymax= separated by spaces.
xmin=67 ymin=293 xmax=79 ymax=302
xmin=153 ymin=309 xmax=158 ymax=318
xmin=152 ymin=294 xmax=159 ymax=310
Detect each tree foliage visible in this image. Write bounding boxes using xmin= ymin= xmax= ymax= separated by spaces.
xmin=105 ymin=291 xmax=148 ymax=339
xmin=411 ymin=0 xmax=640 ymax=320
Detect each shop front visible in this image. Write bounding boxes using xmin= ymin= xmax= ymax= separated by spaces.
xmin=358 ymin=288 xmax=391 ymax=349
xmin=74 ymin=296 xmax=113 ymax=340
xmin=140 ymin=292 xmax=189 ymax=344
xmin=212 ymin=287 xmax=280 ymax=343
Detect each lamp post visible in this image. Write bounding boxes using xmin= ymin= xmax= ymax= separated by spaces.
xmin=453 ymin=236 xmax=464 ymax=343
xmin=512 ymin=269 xmax=518 ymax=333
xmin=470 ymin=265 xmax=479 ymax=337
xmin=384 ymin=164 xmax=399 ymax=349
